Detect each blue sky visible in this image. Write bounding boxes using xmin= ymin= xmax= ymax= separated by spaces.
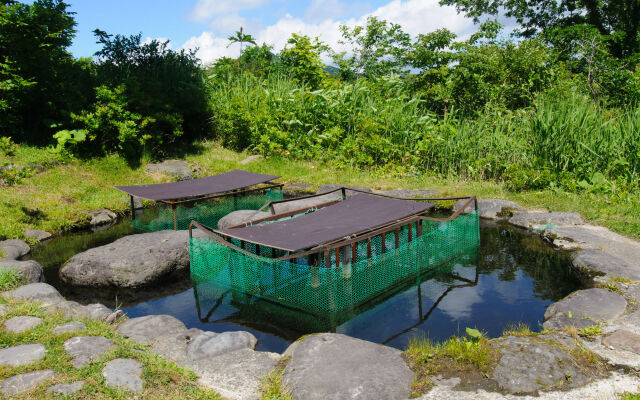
xmin=46 ymin=0 xmax=483 ymax=63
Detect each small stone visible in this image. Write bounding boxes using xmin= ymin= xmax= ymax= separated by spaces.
xmin=79 ymin=303 xmax=112 ymax=321
xmin=146 ymin=160 xmax=195 ymax=181
xmin=88 ymin=209 xmax=117 ymax=227
xmin=53 ymin=321 xmax=86 ymax=335
xmin=240 ymin=155 xmax=262 ymax=164
xmin=0 ymin=370 xmax=56 ymax=396
xmin=105 ymin=309 xmax=125 ymax=324
xmin=102 ymin=358 xmax=143 ymax=392
xmin=47 ymin=381 xmax=84 ymax=395
xmin=186 ymin=331 xmax=257 ymax=361
xmin=2 ymin=282 xmax=64 ymax=305
xmin=0 ymin=344 xmax=46 ymax=366
xmin=151 ymin=328 xmax=203 ymax=365
xmin=0 ymin=239 xmax=30 ymax=260
xmin=602 ymin=330 xmax=640 ymax=355
xmin=24 ymin=229 xmax=52 ymax=242
xmin=116 ymin=314 xmax=186 ymax=344
xmin=64 ymin=336 xmax=115 ymax=367
xmin=4 ymin=316 xmax=42 ymax=333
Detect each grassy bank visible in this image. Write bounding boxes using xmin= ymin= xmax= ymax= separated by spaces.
xmin=1 ymin=140 xmax=639 ymax=241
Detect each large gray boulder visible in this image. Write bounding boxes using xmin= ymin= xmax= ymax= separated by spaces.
xmin=509 ymin=212 xmax=584 ymax=229
xmin=191 ymin=348 xmax=279 ymax=400
xmin=116 ymin=314 xmax=186 ymax=344
xmin=0 ymin=259 xmax=44 ymax=283
xmin=87 ymin=209 xmax=117 ymax=227
xmin=2 ymin=282 xmax=63 ymax=305
xmin=146 ymin=160 xmax=195 ymax=180
xmin=493 ymin=336 xmax=591 ymax=394
xmin=218 ymin=210 xmax=271 ymax=229
xmin=271 ymin=192 xmax=342 ymax=214
xmin=572 ymin=249 xmax=640 ymax=281
xmin=59 ymin=230 xmax=189 ymax=288
xmin=282 ymin=333 xmax=413 ymax=400
xmin=0 ymin=239 xmax=30 ymax=260
xmin=544 ymin=224 xmax=640 ymax=266
xmin=453 ymin=198 xmax=525 ymax=220
xmin=24 ymin=229 xmax=52 ymax=242
xmin=544 ymin=288 xmax=627 ymax=323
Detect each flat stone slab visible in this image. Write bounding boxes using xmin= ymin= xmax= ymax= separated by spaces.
xmin=47 ymin=300 xmax=111 ymax=321
xmin=59 ymin=230 xmax=190 ymax=288
xmin=0 ymin=343 xmax=46 ymax=366
xmin=493 ymin=336 xmax=591 ymax=394
xmin=191 ymin=348 xmax=279 ymax=400
xmin=0 ymin=239 xmax=30 ymax=260
xmin=151 ymin=328 xmax=204 ymax=365
xmin=64 ymin=336 xmax=115 ymax=367
xmin=282 ymin=333 xmax=413 ymax=400
xmin=509 ymin=212 xmax=584 ymax=229
xmin=24 ymin=229 xmax=52 ymax=242
xmin=88 ymin=209 xmax=117 ymax=227
xmin=602 ymin=330 xmax=640 ymax=354
xmin=102 ymin=358 xmax=143 ymax=392
xmin=544 ymin=225 xmax=640 ymax=267
xmin=542 ymin=315 xmax=597 ymax=330
xmin=454 ymin=198 xmax=524 ymax=220
xmin=572 ymin=249 xmax=640 ymax=281
xmin=4 ymin=316 xmax=42 ymax=333
xmin=544 ymin=288 xmax=627 ymax=322
xmin=2 ymin=282 xmax=64 ymax=305
xmin=186 ymin=331 xmax=257 ymax=361
xmin=53 ymin=321 xmax=86 ymax=335
xmin=116 ymin=314 xmax=186 ymax=343
xmin=47 ymin=380 xmax=85 ymax=395
xmin=0 ymin=259 xmax=44 ymax=283
xmin=1 ymin=369 xmax=56 ymax=396
xmin=217 ymin=210 xmax=271 ymax=229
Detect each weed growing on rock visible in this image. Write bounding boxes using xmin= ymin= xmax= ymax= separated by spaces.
xmin=609 ymin=277 xmax=634 ymax=284
xmin=578 ymin=325 xmax=604 ymax=339
xmin=603 ymin=282 xmax=623 ymax=293
xmin=0 ymin=269 xmax=25 ymax=291
xmin=502 ymin=322 xmax=536 ymax=337
xmin=260 ymin=355 xmax=292 ymax=400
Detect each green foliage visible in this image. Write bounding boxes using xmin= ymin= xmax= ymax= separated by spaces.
xmin=333 ymin=16 xmax=411 ymax=79
xmin=0 ymin=137 xmax=17 ymax=156
xmin=227 ymin=26 xmax=257 ymax=55
xmin=0 ymin=0 xmax=94 ymax=143
xmin=280 ymin=34 xmax=328 ymax=89
xmin=578 ymin=325 xmax=604 ymax=339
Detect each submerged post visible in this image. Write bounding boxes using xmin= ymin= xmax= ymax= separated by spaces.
xmin=130 ymin=196 xmax=136 ymax=220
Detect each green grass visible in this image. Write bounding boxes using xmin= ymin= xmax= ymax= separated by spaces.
xmin=0 ymin=269 xmax=26 ymax=291
xmin=404 ymin=334 xmax=499 ymax=395
xmin=610 ymin=276 xmax=635 ymax=284
xmin=502 ymin=322 xmax=536 ymax=337
xmin=0 ymin=299 xmax=222 ymax=399
xmin=1 ymin=140 xmax=640 ymax=241
xmin=260 ymin=356 xmax=292 ymax=400
xmin=619 ymin=392 xmax=640 ymax=400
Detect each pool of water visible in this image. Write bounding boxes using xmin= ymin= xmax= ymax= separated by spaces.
xmin=29 ymin=216 xmax=583 ymax=354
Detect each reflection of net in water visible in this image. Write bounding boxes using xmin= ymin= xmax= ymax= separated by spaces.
xmin=133 ymin=189 xmax=283 ymax=232
xmin=190 ymin=209 xmax=480 ymax=314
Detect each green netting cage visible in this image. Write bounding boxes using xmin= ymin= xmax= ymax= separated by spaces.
xmin=189 ymin=208 xmax=480 ymax=314
xmin=133 ymin=188 xmax=283 ymax=232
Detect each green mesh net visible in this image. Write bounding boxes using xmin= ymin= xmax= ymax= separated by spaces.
xmin=133 ymin=189 xmax=283 ymax=232
xmin=190 ymin=209 xmax=480 ymax=314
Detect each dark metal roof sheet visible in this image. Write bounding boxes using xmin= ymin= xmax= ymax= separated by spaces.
xmin=220 ymin=194 xmax=435 ymax=252
xmin=114 ymin=169 xmax=280 ymax=201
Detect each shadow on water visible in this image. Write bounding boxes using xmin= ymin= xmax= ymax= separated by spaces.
xmin=29 ymin=217 xmax=583 ymax=353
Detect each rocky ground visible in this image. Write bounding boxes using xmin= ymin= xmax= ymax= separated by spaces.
xmin=1 ymin=188 xmax=640 ymax=399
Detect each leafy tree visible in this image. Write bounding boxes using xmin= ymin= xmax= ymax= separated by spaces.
xmin=0 ymin=0 xmax=93 ymax=143
xmin=227 ymin=27 xmax=257 ymax=56
xmin=439 ymin=0 xmax=640 ymax=58
xmin=279 ymin=33 xmax=328 ymax=89
xmin=333 ymin=16 xmax=411 ymax=79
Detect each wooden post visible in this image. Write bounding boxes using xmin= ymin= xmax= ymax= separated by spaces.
xmin=310 ymin=253 xmax=320 ymax=288
xmin=408 ymin=223 xmax=412 ymax=242
xmin=130 ymin=196 xmax=136 ymax=220
xmin=395 ymin=228 xmax=400 ymax=249
xmin=172 ymin=204 xmax=177 ymax=230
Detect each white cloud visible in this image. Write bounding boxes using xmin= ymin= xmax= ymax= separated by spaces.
xmin=182 ymin=0 xmax=479 ymax=64
xmin=304 ymin=0 xmax=370 ymax=23
xmin=189 ymin=0 xmax=270 ymax=22
xmin=143 ymin=37 xmax=173 ymax=49
xmin=209 ymin=13 xmax=250 ymax=35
